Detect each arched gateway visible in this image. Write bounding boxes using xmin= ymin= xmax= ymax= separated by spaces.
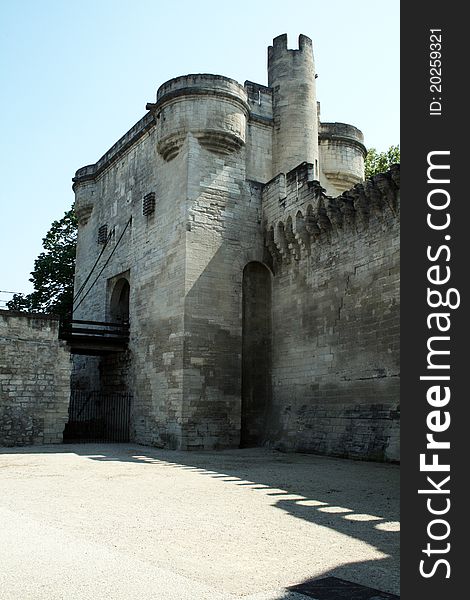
xmin=241 ymin=262 xmax=272 ymax=447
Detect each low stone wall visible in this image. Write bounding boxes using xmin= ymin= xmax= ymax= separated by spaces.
xmin=0 ymin=310 xmax=71 ymax=446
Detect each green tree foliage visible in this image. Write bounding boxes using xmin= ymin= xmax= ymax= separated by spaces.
xmin=7 ymin=208 xmax=77 ymax=319
xmin=364 ymin=145 xmax=400 ymax=179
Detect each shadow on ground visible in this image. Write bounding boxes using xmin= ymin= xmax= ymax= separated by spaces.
xmin=1 ymin=443 xmax=399 ymax=597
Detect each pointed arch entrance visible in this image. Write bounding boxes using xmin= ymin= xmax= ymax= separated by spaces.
xmin=241 ymin=261 xmax=272 ymax=447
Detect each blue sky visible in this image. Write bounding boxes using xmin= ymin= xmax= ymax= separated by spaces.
xmin=0 ymin=0 xmax=399 ymax=298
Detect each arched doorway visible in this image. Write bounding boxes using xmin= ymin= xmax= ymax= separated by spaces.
xmin=241 ymin=262 xmax=272 ymax=447
xmin=109 ymin=278 xmax=130 ymax=324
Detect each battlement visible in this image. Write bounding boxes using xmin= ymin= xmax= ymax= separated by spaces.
xmin=267 ymin=33 xmax=318 ymax=178
xmin=262 ymin=162 xmax=324 ymax=225
xmin=319 ymin=123 xmax=366 ymax=154
xmin=146 ymin=74 xmax=250 ymax=161
xmin=73 ymin=33 xmax=363 ymax=196
xmin=244 ymin=80 xmax=273 ymax=126
xmin=268 ymin=33 xmax=313 ymax=60
xmin=244 ymin=81 xmax=272 ymax=102
xmin=319 ymin=122 xmax=366 ymax=194
xmin=263 ymin=163 xmax=400 ymax=264
xmin=73 ymin=112 xmax=155 ymax=187
xmin=153 ymin=74 xmax=249 ymax=110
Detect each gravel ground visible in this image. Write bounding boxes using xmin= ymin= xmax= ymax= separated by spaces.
xmin=0 ymin=444 xmax=399 ymax=599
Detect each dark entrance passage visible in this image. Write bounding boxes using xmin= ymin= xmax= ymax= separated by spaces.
xmin=109 ymin=278 xmax=130 ymax=324
xmin=241 ymin=262 xmax=272 ymax=447
xmin=63 ymin=390 xmax=131 ymax=443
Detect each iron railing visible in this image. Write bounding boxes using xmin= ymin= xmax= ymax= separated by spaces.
xmin=63 ymin=390 xmax=131 ymax=443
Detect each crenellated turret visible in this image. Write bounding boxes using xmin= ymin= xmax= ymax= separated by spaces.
xmin=148 ymin=74 xmax=249 ymax=161
xmin=268 ymin=34 xmax=319 ymax=179
xmin=319 ymin=122 xmax=367 ymax=194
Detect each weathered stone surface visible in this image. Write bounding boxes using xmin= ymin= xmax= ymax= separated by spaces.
xmin=262 ymin=163 xmax=400 ymax=461
xmin=0 ymin=311 xmax=71 ymax=446
xmin=71 ymin=34 xmax=399 ymax=460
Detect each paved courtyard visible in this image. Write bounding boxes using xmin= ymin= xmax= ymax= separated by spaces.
xmin=0 ymin=445 xmax=399 ymax=599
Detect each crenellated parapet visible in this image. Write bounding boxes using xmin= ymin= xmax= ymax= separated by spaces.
xmin=146 ymin=74 xmax=249 ymax=161
xmin=244 ymin=81 xmax=273 ymax=125
xmin=263 ymin=162 xmax=400 ymax=264
xmin=319 ymin=122 xmax=367 ymax=194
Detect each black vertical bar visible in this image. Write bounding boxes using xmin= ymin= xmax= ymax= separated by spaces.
xmin=104 ymin=393 xmax=107 ymax=442
xmin=91 ymin=391 xmax=96 ymax=442
xmin=116 ymin=393 xmax=120 ymax=442
xmin=87 ymin=391 xmax=91 ymax=441
xmin=125 ymin=393 xmax=128 ymax=442
xmin=70 ymin=391 xmax=74 ymax=423
xmin=107 ymin=392 xmax=109 ymax=442
xmin=115 ymin=393 xmax=118 ymax=442
xmin=118 ymin=393 xmax=121 ymax=442
xmin=110 ymin=393 xmax=114 ymax=442
xmin=90 ymin=391 xmax=93 ymax=441
xmin=123 ymin=393 xmax=126 ymax=442
xmin=116 ymin=393 xmax=119 ymax=442
xmin=111 ymin=393 xmax=114 ymax=442
xmin=120 ymin=393 xmax=123 ymax=442
xmin=103 ymin=392 xmax=105 ymax=442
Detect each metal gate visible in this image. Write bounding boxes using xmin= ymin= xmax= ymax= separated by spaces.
xmin=63 ymin=390 xmax=131 ymax=443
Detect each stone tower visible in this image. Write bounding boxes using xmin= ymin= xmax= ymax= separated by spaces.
xmin=70 ymin=34 xmax=400 ymax=461
xmin=268 ymin=33 xmax=319 ymax=178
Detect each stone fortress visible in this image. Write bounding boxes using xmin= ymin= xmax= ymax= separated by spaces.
xmin=71 ymin=34 xmax=400 ymax=461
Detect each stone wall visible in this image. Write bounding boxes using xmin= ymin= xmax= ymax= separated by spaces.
xmin=0 ymin=311 xmax=71 ymax=446
xmin=182 ymin=134 xmax=265 ymax=450
xmin=262 ymin=164 xmax=400 ymax=461
xmin=245 ymin=81 xmax=273 ymax=183
xmin=72 ymin=118 xmax=188 ymax=448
